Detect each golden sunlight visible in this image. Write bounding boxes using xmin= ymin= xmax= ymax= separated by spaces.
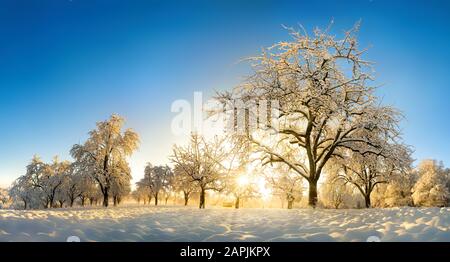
xmin=257 ymin=177 xmax=272 ymax=201
xmin=237 ymin=175 xmax=250 ymax=187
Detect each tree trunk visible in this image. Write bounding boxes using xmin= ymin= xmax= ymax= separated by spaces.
xmin=287 ymin=199 xmax=294 ymax=209
xmin=70 ymin=198 xmax=74 ymax=207
xmin=103 ymin=187 xmax=109 ymax=207
xmin=199 ymin=188 xmax=206 ymax=209
xmin=154 ymin=193 xmax=158 ymax=206
xmin=113 ymin=196 xmax=118 ymax=206
xmin=235 ymin=197 xmax=240 ymax=209
xmin=365 ymin=194 xmax=371 ymax=208
xmin=184 ymin=192 xmax=189 ymax=206
xmin=308 ymin=180 xmax=318 ymax=208
xmin=81 ymin=197 xmax=85 ymax=207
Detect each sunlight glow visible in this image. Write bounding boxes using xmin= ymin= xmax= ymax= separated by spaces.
xmin=237 ymin=175 xmax=250 ymax=187
xmin=257 ymin=177 xmax=272 ymax=201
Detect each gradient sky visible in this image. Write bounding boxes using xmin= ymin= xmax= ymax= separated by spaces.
xmin=1 ymin=0 xmax=449 ymax=187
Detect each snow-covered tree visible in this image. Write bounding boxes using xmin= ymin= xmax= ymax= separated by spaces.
xmin=43 ymin=157 xmax=71 ymax=208
xmin=21 ymin=156 xmax=70 ymax=208
xmin=412 ymin=160 xmax=449 ymax=207
xmin=220 ymin=141 xmax=259 ymax=209
xmin=173 ymin=165 xmax=197 ymax=206
xmin=267 ymin=164 xmax=303 ymax=209
xmin=382 ymin=171 xmax=415 ymax=207
xmin=131 ymin=189 xmax=143 ymax=204
xmin=57 ymin=163 xmax=98 ymax=208
xmin=216 ymin=23 xmax=402 ymax=207
xmin=110 ymin=161 xmax=132 ymax=206
xmin=172 ymin=134 xmax=235 ymax=209
xmin=59 ymin=170 xmax=81 ymax=207
xmin=137 ymin=164 xmax=173 ymax=206
xmin=70 ymin=114 xmax=139 ymax=207
xmin=0 ymin=188 xmax=10 ymax=209
xmin=53 ymin=163 xmax=91 ymax=208
xmin=320 ymin=172 xmax=354 ymax=209
xmin=9 ymin=176 xmax=38 ymax=209
xmin=18 ymin=155 xmax=47 ymax=208
xmin=226 ymin=171 xmax=260 ymax=209
xmin=111 ymin=177 xmax=131 ymax=206
xmin=71 ymin=162 xmax=100 ymax=206
xmin=134 ymin=183 xmax=152 ymax=205
xmin=163 ymin=183 xmax=175 ymax=205
xmin=8 ymin=156 xmax=69 ymax=209
xmin=336 ymin=144 xmax=412 ymax=208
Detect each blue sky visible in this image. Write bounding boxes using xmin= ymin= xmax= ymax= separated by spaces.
xmin=1 ymin=0 xmax=449 ymax=186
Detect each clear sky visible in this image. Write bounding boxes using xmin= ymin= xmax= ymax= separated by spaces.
xmin=1 ymin=0 xmax=449 ymax=187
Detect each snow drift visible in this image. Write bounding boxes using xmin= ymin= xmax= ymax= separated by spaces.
xmin=0 ymin=206 xmax=449 ymax=242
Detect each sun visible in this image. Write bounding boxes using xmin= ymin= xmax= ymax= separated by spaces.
xmin=236 ymin=174 xmax=272 ymax=200
xmin=237 ymin=175 xmax=250 ymax=187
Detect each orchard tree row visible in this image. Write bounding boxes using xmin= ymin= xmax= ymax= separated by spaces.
xmin=4 ymin=116 xmax=450 ymax=210
xmin=8 ymin=115 xmax=138 ymax=209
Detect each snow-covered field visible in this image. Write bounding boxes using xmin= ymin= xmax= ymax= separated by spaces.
xmin=0 ymin=206 xmax=449 ymax=242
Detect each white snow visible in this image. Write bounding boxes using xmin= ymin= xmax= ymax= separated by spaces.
xmin=0 ymin=206 xmax=449 ymax=242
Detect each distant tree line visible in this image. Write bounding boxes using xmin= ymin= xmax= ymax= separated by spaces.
xmin=2 ymin=130 xmax=450 ymax=210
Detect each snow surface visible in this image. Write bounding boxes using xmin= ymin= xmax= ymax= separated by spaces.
xmin=0 ymin=206 xmax=449 ymax=242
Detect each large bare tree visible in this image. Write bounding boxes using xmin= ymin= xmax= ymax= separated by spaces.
xmin=217 ymin=23 xmax=401 ymax=207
